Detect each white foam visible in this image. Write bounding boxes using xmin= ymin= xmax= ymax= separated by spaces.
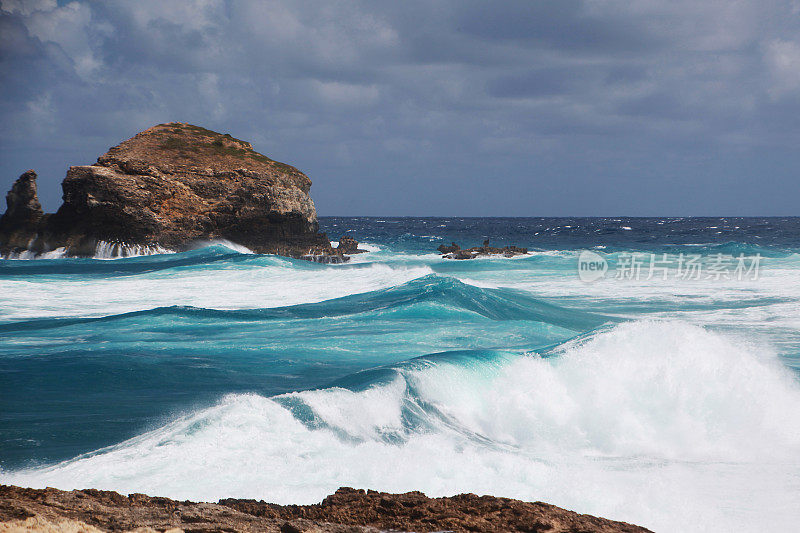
xmin=94 ymin=241 xmax=174 ymax=259
xmin=5 ymin=321 xmax=800 ymax=532
xmin=447 ymin=252 xmax=800 ymax=339
xmin=328 ymin=241 xmax=381 ymax=256
xmin=3 ymin=239 xmax=254 ymax=260
xmin=0 ymin=260 xmax=434 ymax=321
xmin=189 ymin=239 xmax=254 ymax=255
xmin=2 ymin=247 xmax=68 ymax=260
xmin=39 ymin=247 xmax=68 ymax=259
xmin=358 ymin=242 xmax=382 ymax=253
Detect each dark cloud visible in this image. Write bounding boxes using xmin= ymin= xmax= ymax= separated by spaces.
xmin=455 ymin=0 xmax=656 ymax=53
xmin=1 ymin=0 xmax=799 ymax=216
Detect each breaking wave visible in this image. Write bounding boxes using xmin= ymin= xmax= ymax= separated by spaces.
xmin=4 ymin=321 xmax=800 ymax=532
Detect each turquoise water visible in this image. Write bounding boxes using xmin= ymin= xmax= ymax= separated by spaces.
xmin=2 ymin=217 xmax=800 ymax=532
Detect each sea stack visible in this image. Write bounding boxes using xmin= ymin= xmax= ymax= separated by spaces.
xmin=0 ymin=123 xmax=337 ymax=259
xmin=0 ymin=170 xmax=44 ymax=247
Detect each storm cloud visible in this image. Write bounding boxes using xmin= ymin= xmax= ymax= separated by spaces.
xmin=1 ymin=0 xmax=799 ymax=215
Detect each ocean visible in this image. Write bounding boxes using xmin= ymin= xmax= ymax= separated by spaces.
xmin=2 ymin=217 xmax=800 ymax=532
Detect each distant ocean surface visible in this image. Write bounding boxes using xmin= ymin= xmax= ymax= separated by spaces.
xmin=2 ymin=217 xmax=800 ymax=532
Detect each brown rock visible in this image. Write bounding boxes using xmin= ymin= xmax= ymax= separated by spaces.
xmin=0 ymin=123 xmax=338 ymax=259
xmin=1 ymin=484 xmax=652 ymax=533
xmin=437 ymin=242 xmax=460 ymax=254
xmin=1 ymin=170 xmax=42 ymax=224
xmin=0 ymin=485 xmax=378 ymax=533
xmin=0 ymin=171 xmax=46 ymax=253
xmin=337 ymin=236 xmax=367 ymax=254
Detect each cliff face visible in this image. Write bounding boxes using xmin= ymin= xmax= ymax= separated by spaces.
xmin=0 ymin=123 xmax=335 ymax=258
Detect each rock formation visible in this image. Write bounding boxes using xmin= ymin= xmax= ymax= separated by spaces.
xmin=1 ymin=170 xmax=42 ymax=224
xmin=437 ymin=241 xmax=528 ymax=259
xmin=0 ymin=123 xmax=338 ymax=259
xmin=337 ymin=235 xmax=367 ymax=254
xmin=0 ymin=170 xmax=44 ymax=251
xmin=0 ymin=485 xmax=652 ymax=533
xmin=437 ymin=242 xmax=461 ymax=254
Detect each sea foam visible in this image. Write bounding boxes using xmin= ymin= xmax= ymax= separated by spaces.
xmin=0 ymin=252 xmax=434 ymax=321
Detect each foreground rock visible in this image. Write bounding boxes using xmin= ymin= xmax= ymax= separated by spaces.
xmin=0 ymin=485 xmax=651 ymax=533
xmin=0 ymin=123 xmax=339 ymax=260
xmin=437 ymin=241 xmax=528 ymax=259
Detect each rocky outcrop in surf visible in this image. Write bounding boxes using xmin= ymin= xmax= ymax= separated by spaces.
xmin=437 ymin=240 xmax=528 ymax=259
xmin=0 ymin=123 xmax=339 ymax=260
xmin=337 ymin=235 xmax=367 ymax=254
xmin=0 ymin=485 xmax=652 ymax=533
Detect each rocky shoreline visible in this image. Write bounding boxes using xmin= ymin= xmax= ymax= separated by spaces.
xmin=0 ymin=484 xmax=651 ymax=533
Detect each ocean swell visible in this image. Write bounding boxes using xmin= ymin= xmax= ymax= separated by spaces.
xmin=5 ymin=321 xmax=800 ymax=532
xmin=0 ymin=275 xmax=608 ymax=332
xmin=4 ymin=218 xmax=800 ymax=533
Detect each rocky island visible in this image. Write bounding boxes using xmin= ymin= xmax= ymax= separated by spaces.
xmin=0 ymin=123 xmax=340 ymax=260
xmin=0 ymin=484 xmax=651 ymax=533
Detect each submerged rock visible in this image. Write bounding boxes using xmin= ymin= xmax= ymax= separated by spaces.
xmin=0 ymin=123 xmax=339 ymax=259
xmin=0 ymin=484 xmax=652 ymax=533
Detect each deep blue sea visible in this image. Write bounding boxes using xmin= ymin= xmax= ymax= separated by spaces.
xmin=2 ymin=217 xmax=800 ymax=532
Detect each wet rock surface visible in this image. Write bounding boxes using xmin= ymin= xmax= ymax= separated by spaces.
xmin=437 ymin=241 xmax=528 ymax=259
xmin=1 ymin=485 xmax=651 ymax=533
xmin=337 ymin=236 xmax=367 ymax=254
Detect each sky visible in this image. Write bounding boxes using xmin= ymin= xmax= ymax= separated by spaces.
xmin=1 ymin=0 xmax=800 ymax=216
